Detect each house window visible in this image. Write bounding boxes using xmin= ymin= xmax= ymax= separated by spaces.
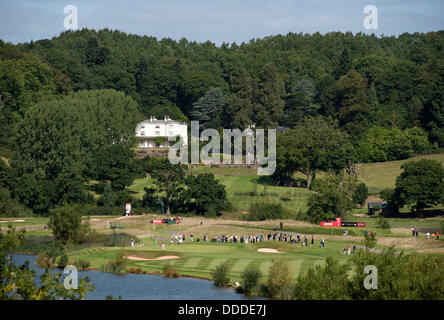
xmin=155 ymin=131 xmax=160 ymax=136
xmin=168 ymin=131 xmax=174 ymax=136
xmin=140 ymin=131 xmax=145 ymax=136
xmin=155 ymin=125 xmax=160 ymax=129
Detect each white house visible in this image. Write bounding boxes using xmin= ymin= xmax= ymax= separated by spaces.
xmin=135 ymin=116 xmax=188 ymax=148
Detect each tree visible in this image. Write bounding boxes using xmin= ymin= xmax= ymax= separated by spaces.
xmin=212 ymin=262 xmax=230 ymax=287
xmin=283 ymin=79 xmax=319 ymax=127
xmin=273 ymin=117 xmax=354 ymax=188
xmin=329 ymin=70 xmax=369 ymax=135
xmin=393 ymin=159 xmax=444 ymax=215
xmin=147 ymin=158 xmax=185 ymax=215
xmin=293 ymin=257 xmax=352 ymax=299
xmin=265 ymin=259 xmax=293 ymax=299
xmin=223 ymin=68 xmax=255 ymax=129
xmin=48 ymin=207 xmax=89 ymax=244
xmin=255 ymin=64 xmax=285 ymax=128
xmin=190 ymin=87 xmax=226 ymax=128
xmin=306 ymin=173 xmax=359 ymax=223
xmin=0 ymin=226 xmax=94 ymax=299
xmin=240 ymin=266 xmax=262 ymax=296
xmin=353 ymin=182 xmax=368 ymax=206
xmin=184 ymin=173 xmax=230 ymax=217
xmin=90 ymin=144 xmax=136 ymax=191
xmin=11 ymin=89 xmax=138 ymax=213
xmin=333 ymin=48 xmax=352 ymax=79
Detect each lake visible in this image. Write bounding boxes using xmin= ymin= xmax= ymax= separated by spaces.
xmin=10 ymin=254 xmax=258 ymax=300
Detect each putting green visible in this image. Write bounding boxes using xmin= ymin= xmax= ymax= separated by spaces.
xmin=67 ymin=238 xmax=357 ymax=282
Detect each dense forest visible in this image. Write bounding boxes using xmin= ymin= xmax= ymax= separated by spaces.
xmin=0 ymin=28 xmax=443 ymax=215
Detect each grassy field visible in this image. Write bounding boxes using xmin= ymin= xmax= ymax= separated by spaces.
xmin=357 ymin=152 xmax=444 ymax=193
xmin=5 ymin=153 xmax=443 ymax=286
xmin=67 ymin=237 xmax=356 ymax=282
xmin=127 ymin=152 xmax=444 ymax=216
xmin=128 ymin=174 xmax=312 ymax=216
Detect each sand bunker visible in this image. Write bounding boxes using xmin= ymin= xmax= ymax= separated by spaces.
xmin=257 ymin=248 xmax=281 ymax=253
xmin=125 ymin=255 xmax=180 ymax=261
xmin=0 ymin=221 xmax=8 ymax=223
xmin=13 ymin=219 xmax=25 ymax=222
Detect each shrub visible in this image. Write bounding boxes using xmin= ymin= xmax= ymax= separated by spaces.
xmin=75 ymin=259 xmax=91 ymax=271
xmin=377 ymin=218 xmax=391 ymax=229
xmin=246 ymin=202 xmax=285 ymax=221
xmin=212 ymin=262 xmax=230 ymax=286
xmin=265 ymin=259 xmax=293 ymax=299
xmin=103 ymin=249 xmax=127 ymax=273
xmin=36 ymin=252 xmax=55 ymax=269
xmin=128 ymin=267 xmax=143 ymax=274
xmin=353 ymin=182 xmax=368 ymax=206
xmin=293 ymin=257 xmax=352 ymax=299
xmin=57 ymin=253 xmax=69 ymax=269
xmin=0 ymin=188 xmax=30 ymax=217
xmin=240 ymin=266 xmax=262 ymax=295
xmin=48 ymin=207 xmax=90 ymax=244
xmin=162 ymin=262 xmax=181 ymax=278
xmin=104 ymin=232 xmax=139 ymax=247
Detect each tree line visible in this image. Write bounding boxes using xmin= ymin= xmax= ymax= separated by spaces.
xmin=0 ymin=29 xmax=443 ymax=216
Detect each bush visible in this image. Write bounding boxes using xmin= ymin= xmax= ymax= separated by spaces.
xmin=36 ymin=252 xmax=55 ymax=269
xmin=36 ymin=243 xmax=65 ymax=269
xmin=101 ymin=250 xmax=126 ymax=273
xmin=162 ymin=262 xmax=181 ymax=278
xmin=0 ymin=188 xmax=30 ymax=217
xmin=75 ymin=259 xmax=91 ymax=271
xmin=377 ymin=218 xmax=391 ymax=229
xmin=13 ymin=235 xmax=55 ymax=254
xmin=240 ymin=266 xmax=262 ymax=296
xmin=48 ymin=207 xmax=89 ymax=244
xmin=293 ymin=257 xmax=353 ymax=299
xmin=104 ymin=232 xmax=139 ymax=247
xmin=265 ymin=259 xmax=293 ymax=299
xmin=246 ymin=202 xmax=286 ymax=221
xmin=57 ymin=253 xmax=69 ymax=269
xmin=212 ymin=262 xmax=230 ymax=286
xmin=128 ymin=267 xmax=144 ymax=274
xmin=353 ymin=182 xmax=368 ymax=206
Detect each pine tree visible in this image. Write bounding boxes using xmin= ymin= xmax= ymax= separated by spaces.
xmin=255 ymin=64 xmax=285 ymax=129
xmin=190 ymin=87 xmax=226 ymax=127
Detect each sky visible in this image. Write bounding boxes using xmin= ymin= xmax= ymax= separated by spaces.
xmin=0 ymin=0 xmax=443 ymax=45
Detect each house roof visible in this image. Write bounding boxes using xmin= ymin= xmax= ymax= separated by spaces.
xmin=138 ymin=119 xmax=187 ymax=126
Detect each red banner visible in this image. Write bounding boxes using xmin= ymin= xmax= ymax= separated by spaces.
xmin=151 ymin=219 xmax=163 ymax=224
xmin=320 ymin=221 xmax=338 ymax=227
xmin=320 ymin=217 xmax=365 ymax=227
